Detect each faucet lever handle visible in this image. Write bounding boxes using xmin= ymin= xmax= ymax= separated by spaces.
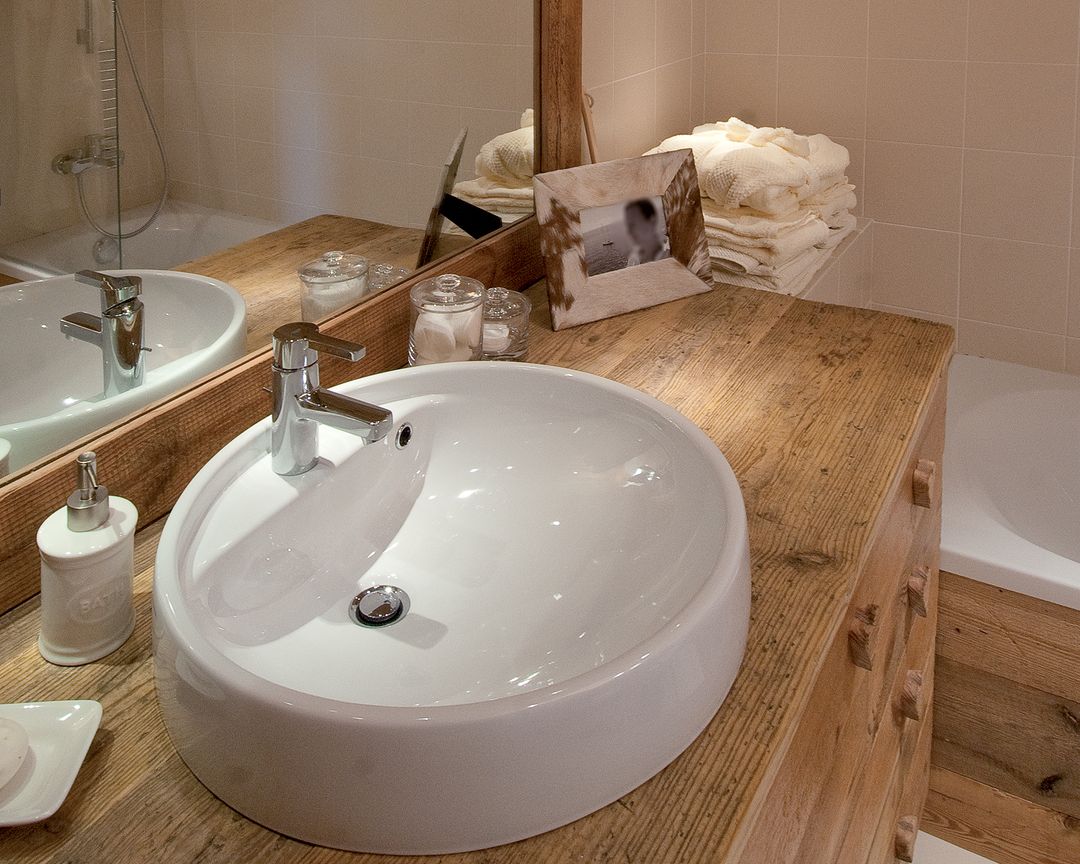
xmin=272 ymin=322 xmax=366 ymax=370
xmin=75 ymin=270 xmax=143 ymax=309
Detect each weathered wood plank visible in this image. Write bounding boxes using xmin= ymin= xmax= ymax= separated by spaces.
xmin=933 ymin=655 xmax=1080 ymax=819
xmin=924 ymin=767 xmax=1080 ymax=864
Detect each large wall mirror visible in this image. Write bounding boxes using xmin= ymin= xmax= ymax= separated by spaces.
xmin=0 ymin=0 xmax=536 ymax=484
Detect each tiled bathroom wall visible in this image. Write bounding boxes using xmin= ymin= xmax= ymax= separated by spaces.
xmin=587 ymin=0 xmax=1080 ymax=372
xmin=156 ymin=0 xmax=533 ymax=228
xmin=582 ymin=0 xmax=705 ymax=159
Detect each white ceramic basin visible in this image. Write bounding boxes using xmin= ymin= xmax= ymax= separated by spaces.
xmin=0 ymin=270 xmax=246 ymax=474
xmin=153 ymin=362 xmax=750 ymax=854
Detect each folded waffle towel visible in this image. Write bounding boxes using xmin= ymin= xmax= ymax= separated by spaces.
xmin=712 ymin=245 xmax=833 ymax=296
xmin=647 ymin=118 xmax=851 ymax=217
xmin=453 ymin=176 xmax=535 ymax=213
xmin=474 ymin=108 xmax=535 ymax=185
xmin=709 ymin=215 xmax=856 ymax=276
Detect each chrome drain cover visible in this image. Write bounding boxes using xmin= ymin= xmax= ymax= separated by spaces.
xmin=350 ymin=585 xmax=410 ymax=627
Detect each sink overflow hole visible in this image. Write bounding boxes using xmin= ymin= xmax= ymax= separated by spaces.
xmin=350 ymin=585 xmax=411 ymax=627
xmin=395 ymin=423 xmax=413 ymax=449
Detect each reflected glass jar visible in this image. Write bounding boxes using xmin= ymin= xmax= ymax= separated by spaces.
xmin=297 ymin=251 xmax=369 ymax=322
xmin=481 ymin=286 xmax=531 ymax=360
xmin=408 ymin=274 xmax=484 ymax=366
xmin=369 ymin=263 xmax=412 ymax=294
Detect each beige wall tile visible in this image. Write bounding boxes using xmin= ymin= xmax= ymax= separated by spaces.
xmin=1067 ymin=337 xmax=1080 ymax=375
xmin=274 ymin=89 xmax=319 ymax=149
xmin=968 ymin=0 xmax=1079 ymax=64
xmin=962 ymin=150 xmax=1073 ymax=246
xmin=235 ymin=141 xmax=280 ymax=198
xmin=234 ymin=33 xmax=275 ymax=88
xmin=360 ymin=99 xmax=412 ymax=164
xmin=234 ymin=86 xmax=275 ymax=143
xmin=232 ymin=0 xmax=273 ymax=33
xmin=965 ymin=63 xmax=1077 ymax=156
xmin=314 ymin=0 xmax=365 ymax=38
xmin=864 ymin=141 xmax=963 ymax=230
xmin=703 ymin=54 xmax=777 ymax=126
xmin=706 ymin=0 xmax=778 ymax=54
xmin=657 ymin=0 xmax=693 ymax=66
xmin=315 ymin=38 xmax=366 ymax=95
xmin=1068 ymin=256 xmax=1080 ymax=337
xmin=871 ymin=223 xmax=959 ymax=314
xmin=803 ymin=263 xmax=840 ymax=304
xmin=612 ymin=71 xmax=659 ymax=158
xmin=690 ymin=53 xmax=705 ymax=126
xmin=198 ymin=133 xmax=237 ymax=189
xmin=957 ymin=319 xmax=1066 ymax=371
xmin=691 ymin=0 xmax=706 ymax=55
xmin=162 ymin=29 xmax=196 ymax=80
xmin=867 ymin=0 xmax=967 ymax=60
xmin=779 ymin=0 xmax=869 ymax=57
xmin=195 ymin=0 xmax=233 ymax=31
xmin=272 ymin=0 xmax=314 ymax=35
xmin=959 ymin=235 xmax=1069 ymax=333
xmin=656 ymin=59 xmax=694 ymax=140
xmin=866 ymin=59 xmax=964 ymax=146
xmin=583 ymin=0 xmax=615 ymax=90
xmin=1074 ymin=162 xmax=1080 ymax=250
xmin=778 ymin=56 xmax=867 ymax=138
xmin=195 ymin=31 xmax=236 ymax=84
xmin=614 ymin=0 xmax=657 ymax=80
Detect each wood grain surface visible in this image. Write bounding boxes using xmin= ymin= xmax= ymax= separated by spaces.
xmin=931 ymin=571 xmax=1080 ymax=859
xmin=925 ymin=767 xmax=1080 ymax=864
xmin=0 ymin=284 xmax=953 ymax=863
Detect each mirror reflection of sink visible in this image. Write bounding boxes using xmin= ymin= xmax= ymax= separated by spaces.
xmin=0 ymin=270 xmax=245 ymax=474
xmin=153 ymin=362 xmax=750 ymax=854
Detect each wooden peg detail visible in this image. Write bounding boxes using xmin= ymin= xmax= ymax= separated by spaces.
xmin=847 ymin=604 xmax=879 ymax=670
xmin=895 ymin=815 xmax=918 ymax=862
xmin=907 ymin=566 xmax=930 ymax=618
xmin=912 ymin=458 xmax=937 ymax=509
xmin=899 ymin=670 xmax=924 ymax=722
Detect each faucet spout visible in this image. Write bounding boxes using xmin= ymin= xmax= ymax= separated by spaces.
xmin=295 ymin=389 xmax=394 ymax=441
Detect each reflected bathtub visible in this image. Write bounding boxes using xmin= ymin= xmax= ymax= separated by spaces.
xmin=0 ymin=200 xmax=282 ymax=282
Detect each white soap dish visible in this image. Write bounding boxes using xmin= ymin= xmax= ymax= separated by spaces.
xmin=0 ymin=701 xmax=101 ymax=827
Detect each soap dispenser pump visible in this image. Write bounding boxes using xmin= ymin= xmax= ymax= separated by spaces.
xmin=37 ymin=452 xmax=137 ymax=666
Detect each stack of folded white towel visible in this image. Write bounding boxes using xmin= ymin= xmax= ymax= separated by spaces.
xmin=453 ymin=109 xmax=536 ymax=224
xmin=648 ymin=118 xmax=857 ymax=296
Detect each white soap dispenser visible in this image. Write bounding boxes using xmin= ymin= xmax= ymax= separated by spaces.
xmin=37 ymin=452 xmax=137 ymax=666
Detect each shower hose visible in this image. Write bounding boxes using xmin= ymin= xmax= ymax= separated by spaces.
xmin=77 ymin=2 xmax=170 ymax=241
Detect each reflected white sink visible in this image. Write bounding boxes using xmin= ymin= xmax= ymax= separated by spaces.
xmin=0 ymin=270 xmax=246 ymax=474
xmin=153 ymin=363 xmax=750 ymax=854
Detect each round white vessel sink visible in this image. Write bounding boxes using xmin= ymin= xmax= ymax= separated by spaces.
xmin=0 ymin=270 xmax=245 ymax=474
xmin=153 ymin=362 xmax=750 ymax=854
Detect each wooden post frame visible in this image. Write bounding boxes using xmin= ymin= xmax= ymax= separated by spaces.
xmin=0 ymin=0 xmax=584 ymax=616
xmin=534 ymin=150 xmax=713 ymax=330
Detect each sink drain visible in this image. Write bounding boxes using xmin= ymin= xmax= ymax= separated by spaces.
xmin=350 ymin=585 xmax=410 ymax=627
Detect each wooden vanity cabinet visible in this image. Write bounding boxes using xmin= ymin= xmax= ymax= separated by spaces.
xmin=738 ymin=373 xmax=947 ymax=864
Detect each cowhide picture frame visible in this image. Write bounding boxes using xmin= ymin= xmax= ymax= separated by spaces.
xmin=533 ymin=149 xmax=713 ymax=330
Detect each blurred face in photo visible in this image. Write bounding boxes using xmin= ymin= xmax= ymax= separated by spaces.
xmin=624 ymin=199 xmax=666 ymax=263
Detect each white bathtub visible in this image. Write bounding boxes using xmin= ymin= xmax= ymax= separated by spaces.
xmin=0 ymin=200 xmax=282 ymax=281
xmin=942 ymin=353 xmax=1080 ymax=611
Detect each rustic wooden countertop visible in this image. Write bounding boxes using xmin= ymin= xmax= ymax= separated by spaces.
xmin=0 ymin=269 xmax=953 ymax=863
xmin=175 ymin=215 xmax=472 ymax=353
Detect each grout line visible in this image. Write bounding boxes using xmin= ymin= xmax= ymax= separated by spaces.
xmin=956 ymin=0 xmax=971 ymax=324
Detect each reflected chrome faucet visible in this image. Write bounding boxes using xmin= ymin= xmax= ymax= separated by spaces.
xmin=60 ymin=270 xmax=148 ymax=398
xmin=270 ymin=322 xmax=394 ymax=476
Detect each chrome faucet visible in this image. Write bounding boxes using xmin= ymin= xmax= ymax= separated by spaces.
xmin=60 ymin=270 xmax=148 ymax=398
xmin=270 ymin=322 xmax=394 ymax=476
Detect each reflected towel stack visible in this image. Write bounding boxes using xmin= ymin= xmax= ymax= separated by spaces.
xmin=452 ymin=109 xmax=536 ymax=224
xmin=648 ymin=118 xmax=857 ymax=296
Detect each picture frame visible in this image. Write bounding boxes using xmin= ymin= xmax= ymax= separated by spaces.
xmin=533 ymin=149 xmax=713 ymax=330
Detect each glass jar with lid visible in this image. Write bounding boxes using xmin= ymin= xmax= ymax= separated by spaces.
xmin=408 ymin=274 xmax=484 ymax=365
xmin=481 ymin=286 xmax=531 ymax=360
xmin=297 ymin=251 xmax=369 ymax=322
